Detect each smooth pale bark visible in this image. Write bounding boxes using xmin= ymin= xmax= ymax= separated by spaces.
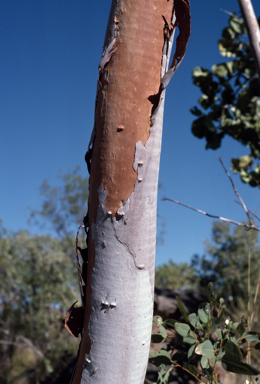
xmin=237 ymin=0 xmax=260 ymax=77
xmin=71 ymin=1 xmax=190 ymax=383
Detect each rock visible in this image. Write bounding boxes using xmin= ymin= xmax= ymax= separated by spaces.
xmin=154 ymin=287 xmax=206 ymax=320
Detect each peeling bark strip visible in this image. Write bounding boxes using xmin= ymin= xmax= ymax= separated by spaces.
xmin=71 ymin=1 xmax=190 ymax=383
xmin=64 ymin=301 xmax=84 ymax=338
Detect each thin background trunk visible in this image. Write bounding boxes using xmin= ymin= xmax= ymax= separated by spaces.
xmin=237 ymin=0 xmax=260 ymax=78
xmin=71 ymin=1 xmax=190 ymax=383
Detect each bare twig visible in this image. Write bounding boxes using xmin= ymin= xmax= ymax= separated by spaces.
xmin=163 ymin=157 xmax=260 ymax=232
xmin=170 ymin=361 xmax=201 ymax=382
xmin=162 ymin=197 xmax=260 ymax=231
xmin=235 ymin=200 xmax=260 ymax=222
xmin=220 ymin=8 xmax=234 ymax=17
xmin=247 ymin=232 xmax=252 ymax=368
xmin=217 ymin=156 xmax=253 ymax=225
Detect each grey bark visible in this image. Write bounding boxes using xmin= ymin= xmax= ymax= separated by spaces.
xmin=237 ymin=0 xmax=260 ymax=78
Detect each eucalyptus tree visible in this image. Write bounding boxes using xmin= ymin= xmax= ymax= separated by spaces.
xmin=68 ymin=1 xmax=191 ymax=383
xmin=191 ymin=12 xmax=260 ymax=187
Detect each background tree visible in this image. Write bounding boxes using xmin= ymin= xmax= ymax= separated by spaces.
xmin=0 ymin=167 xmax=89 ymax=384
xmin=191 ymin=13 xmax=260 ymax=187
xmin=191 ymin=221 xmax=260 ymax=309
xmin=155 ymin=260 xmax=199 ymax=289
xmin=0 ymin=222 xmax=79 ymax=384
xmin=30 ymin=166 xmax=89 ymax=240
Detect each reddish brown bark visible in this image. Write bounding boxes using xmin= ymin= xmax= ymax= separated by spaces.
xmin=89 ymin=0 xmax=173 ymax=220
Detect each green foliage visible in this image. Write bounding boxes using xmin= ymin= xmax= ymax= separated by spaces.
xmin=149 ymin=283 xmax=260 ymax=384
xmin=0 ymin=221 xmax=79 ymax=383
xmin=191 ymin=221 xmax=260 ymax=307
xmin=30 ymin=166 xmax=89 ymax=238
xmin=0 ymin=167 xmax=89 ymax=383
xmin=191 ymin=13 xmax=260 ymax=187
xmin=155 ymin=260 xmax=199 ymax=289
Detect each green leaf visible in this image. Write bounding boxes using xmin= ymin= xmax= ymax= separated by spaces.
xmin=157 ymin=366 xmax=174 ymax=384
xmin=188 ymin=344 xmax=197 ymax=361
xmin=224 ymin=341 xmax=242 ymax=363
xmin=175 ymin=322 xmax=190 ymax=337
xmin=237 ymin=314 xmax=248 ymax=335
xmin=205 ymin=130 xmax=222 ymax=150
xmin=210 ymin=322 xmax=217 ymax=334
xmin=192 ymin=66 xmax=210 ymax=77
xmin=202 ymin=365 xmax=214 ymax=379
xmin=222 ymin=359 xmax=260 ymax=375
xmin=215 ymin=307 xmax=225 ymax=324
xmin=159 ymin=324 xmax=168 ymax=339
xmin=201 ymin=356 xmax=209 ymax=369
xmin=190 ymin=106 xmax=203 ymax=116
xmin=191 ymin=117 xmax=207 ymax=138
xmin=176 ymin=296 xmax=189 ymax=323
xmin=241 ymin=169 xmax=252 ymax=183
xmin=216 ymin=329 xmax=222 ymax=339
xmin=44 ymin=358 xmax=53 ymax=373
xmin=153 ymin=315 xmax=163 ymax=327
xmin=199 ymin=94 xmax=210 ymax=109
xmin=198 ymin=308 xmax=208 ymax=324
xmin=216 ymin=349 xmax=224 ymax=361
xmin=151 ymin=333 xmax=166 ymax=343
xmin=229 ymin=16 xmax=245 ymax=34
xmin=149 ymin=350 xmax=171 ymax=367
xmin=206 ymin=282 xmax=214 ymax=300
xmin=241 ymin=332 xmax=260 ymax=343
xmin=232 ymin=156 xmax=253 ymax=171
xmin=183 ymin=332 xmax=197 ymax=344
xmin=195 ymin=340 xmax=214 ymax=359
xmin=218 ymin=39 xmax=237 ymax=57
xmin=212 ymin=64 xmax=229 ymax=77
xmin=222 ymin=27 xmax=235 ymax=39
xmin=188 ymin=313 xmax=199 ymax=328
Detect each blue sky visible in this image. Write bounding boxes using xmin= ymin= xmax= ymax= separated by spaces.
xmin=1 ymin=0 xmax=260 ymax=267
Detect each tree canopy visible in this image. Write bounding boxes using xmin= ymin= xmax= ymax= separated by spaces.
xmin=29 ymin=166 xmax=89 ymax=239
xmin=191 ymin=13 xmax=260 ymax=187
xmin=0 ymin=222 xmax=79 ymax=383
xmin=155 ymin=260 xmax=199 ymax=290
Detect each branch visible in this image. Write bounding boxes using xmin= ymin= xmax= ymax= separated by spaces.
xmin=163 ymin=157 xmax=260 ymax=232
xmin=235 ymin=199 xmax=260 ymax=222
xmin=0 ymin=327 xmax=44 ymax=359
xmin=237 ymin=0 xmax=260 ymax=78
xmin=170 ymin=361 xmax=201 ymax=382
xmin=162 ymin=197 xmax=260 ymax=231
xmin=217 ymin=156 xmax=253 ymax=225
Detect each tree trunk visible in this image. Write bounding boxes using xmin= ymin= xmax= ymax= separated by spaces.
xmin=71 ymin=1 xmax=190 ymax=383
